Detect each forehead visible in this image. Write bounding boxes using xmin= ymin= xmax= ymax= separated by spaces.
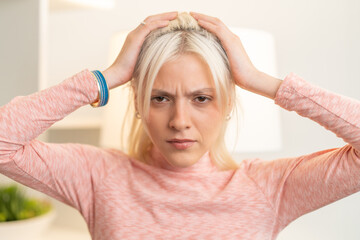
xmin=152 ymin=53 xmax=215 ymax=90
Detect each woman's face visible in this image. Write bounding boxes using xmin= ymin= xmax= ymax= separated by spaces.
xmin=144 ymin=53 xmax=224 ymax=168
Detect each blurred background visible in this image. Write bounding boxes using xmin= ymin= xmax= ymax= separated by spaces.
xmin=1 ymin=0 xmax=360 ymax=239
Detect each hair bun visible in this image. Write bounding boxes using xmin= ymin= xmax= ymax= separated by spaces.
xmin=148 ymin=12 xmax=210 ymax=40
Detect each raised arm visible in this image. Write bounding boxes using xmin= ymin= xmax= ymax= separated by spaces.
xmin=244 ymin=72 xmax=360 ymax=234
xmin=0 ymin=70 xmax=111 ymax=221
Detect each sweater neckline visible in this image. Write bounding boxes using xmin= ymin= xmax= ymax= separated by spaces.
xmin=145 ymin=145 xmax=219 ymax=174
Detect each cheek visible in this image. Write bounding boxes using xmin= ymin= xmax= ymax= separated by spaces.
xmin=146 ymin=109 xmax=167 ymax=140
xmin=195 ymin=109 xmax=223 ymax=138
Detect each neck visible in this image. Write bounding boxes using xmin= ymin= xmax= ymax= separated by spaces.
xmin=146 ymin=145 xmax=218 ymax=173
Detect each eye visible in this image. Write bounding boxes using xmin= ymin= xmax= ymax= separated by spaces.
xmin=194 ymin=96 xmax=212 ymax=103
xmin=151 ymin=96 xmax=168 ymax=103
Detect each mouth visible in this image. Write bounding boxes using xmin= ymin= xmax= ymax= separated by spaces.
xmin=166 ymin=139 xmax=197 ymax=150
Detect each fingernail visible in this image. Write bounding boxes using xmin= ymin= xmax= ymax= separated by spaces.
xmin=190 ymin=12 xmax=198 ymax=20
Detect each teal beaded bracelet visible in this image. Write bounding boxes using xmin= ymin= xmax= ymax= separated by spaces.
xmin=90 ymin=70 xmax=109 ymax=107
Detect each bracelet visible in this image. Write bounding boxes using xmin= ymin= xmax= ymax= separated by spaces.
xmin=90 ymin=70 xmax=109 ymax=107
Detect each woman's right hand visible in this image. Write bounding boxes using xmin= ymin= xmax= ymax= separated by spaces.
xmin=103 ymin=11 xmax=178 ymax=90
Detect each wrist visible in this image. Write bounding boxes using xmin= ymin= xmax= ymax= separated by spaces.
xmin=90 ymin=70 xmax=109 ymax=107
xmin=103 ymin=67 xmax=120 ymax=90
xmin=245 ymin=71 xmax=283 ymax=100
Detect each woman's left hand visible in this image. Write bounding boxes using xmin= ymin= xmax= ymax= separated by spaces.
xmin=190 ymin=12 xmax=283 ymax=99
xmin=190 ymin=11 xmax=259 ymax=90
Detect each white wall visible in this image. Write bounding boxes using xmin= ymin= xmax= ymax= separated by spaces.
xmin=47 ymin=0 xmax=360 ymax=238
xmin=1 ymin=0 xmax=360 ymax=238
xmin=0 ymin=0 xmax=42 ymax=105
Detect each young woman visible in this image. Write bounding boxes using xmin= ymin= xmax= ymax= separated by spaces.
xmin=0 ymin=11 xmax=359 ymax=239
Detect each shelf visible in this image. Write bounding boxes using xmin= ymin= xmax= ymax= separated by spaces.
xmin=41 ymin=226 xmax=91 ymax=240
xmin=49 ymin=0 xmax=115 ymax=11
xmin=49 ymin=106 xmax=105 ymax=129
xmin=50 ymin=116 xmax=102 ymax=129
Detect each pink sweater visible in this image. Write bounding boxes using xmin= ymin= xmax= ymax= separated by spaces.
xmin=1 ymin=70 xmax=360 ymax=240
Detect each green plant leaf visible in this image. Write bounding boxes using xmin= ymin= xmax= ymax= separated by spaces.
xmin=0 ymin=184 xmax=52 ymax=222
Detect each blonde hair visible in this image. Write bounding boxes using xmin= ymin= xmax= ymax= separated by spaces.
xmin=121 ymin=12 xmax=242 ymax=171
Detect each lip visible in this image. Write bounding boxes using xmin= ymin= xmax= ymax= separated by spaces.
xmin=166 ymin=139 xmax=196 ymax=150
xmin=167 ymin=139 xmax=196 ymax=143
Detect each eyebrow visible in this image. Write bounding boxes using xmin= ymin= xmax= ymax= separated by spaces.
xmin=151 ymin=88 xmax=216 ymax=97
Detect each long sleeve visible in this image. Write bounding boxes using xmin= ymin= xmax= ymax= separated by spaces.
xmin=243 ymin=72 xmax=360 ymax=236
xmin=0 ymin=69 xmax=116 ymax=225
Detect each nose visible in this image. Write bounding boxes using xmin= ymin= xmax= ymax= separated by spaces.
xmin=168 ymin=100 xmax=191 ymax=131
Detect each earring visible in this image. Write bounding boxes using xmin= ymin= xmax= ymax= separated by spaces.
xmin=135 ymin=112 xmax=141 ymax=119
xmin=226 ymin=114 xmax=232 ymax=121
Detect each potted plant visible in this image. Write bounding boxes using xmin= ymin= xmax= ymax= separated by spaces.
xmin=0 ymin=184 xmax=56 ymax=240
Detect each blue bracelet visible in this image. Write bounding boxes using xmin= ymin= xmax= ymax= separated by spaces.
xmin=90 ymin=70 xmax=109 ymax=107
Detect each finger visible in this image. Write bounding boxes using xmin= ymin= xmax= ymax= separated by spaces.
xmin=137 ymin=20 xmax=171 ymax=37
xmin=197 ymin=19 xmax=218 ymax=34
xmin=144 ymin=11 xmax=178 ymax=23
xmin=146 ymin=20 xmax=172 ymax=30
xmin=196 ymin=19 xmax=235 ymax=52
xmin=190 ymin=11 xmax=223 ymax=26
xmin=192 ymin=12 xmax=233 ymax=40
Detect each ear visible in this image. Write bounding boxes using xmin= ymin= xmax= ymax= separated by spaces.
xmin=227 ymin=97 xmax=234 ymax=116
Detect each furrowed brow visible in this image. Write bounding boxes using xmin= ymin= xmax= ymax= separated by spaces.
xmin=151 ymin=88 xmax=215 ymax=97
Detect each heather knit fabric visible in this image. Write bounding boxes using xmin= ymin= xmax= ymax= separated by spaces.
xmin=0 ymin=70 xmax=359 ymax=240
